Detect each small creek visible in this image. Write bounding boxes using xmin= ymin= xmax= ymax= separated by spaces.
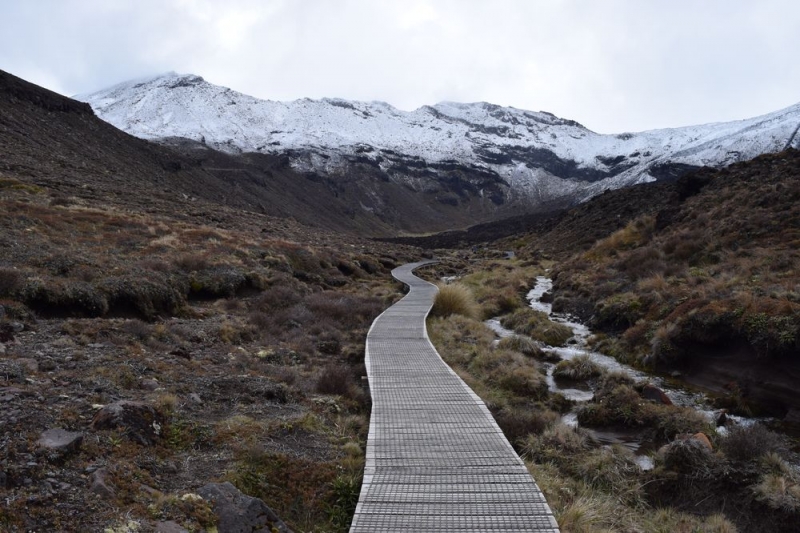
xmin=486 ymin=276 xmax=761 ymax=470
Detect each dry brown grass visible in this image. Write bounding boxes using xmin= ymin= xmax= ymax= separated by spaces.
xmin=500 ymin=308 xmax=574 ymax=346
xmin=430 ymin=282 xmax=480 ymax=319
xmin=550 ymin=152 xmax=800 ymax=406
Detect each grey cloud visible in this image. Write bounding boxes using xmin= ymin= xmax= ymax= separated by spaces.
xmin=1 ymin=0 xmax=798 ymax=133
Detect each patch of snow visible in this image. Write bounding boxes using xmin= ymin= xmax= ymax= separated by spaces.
xmin=77 ymin=72 xmax=800 ymax=205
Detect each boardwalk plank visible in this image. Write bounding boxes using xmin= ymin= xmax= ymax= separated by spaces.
xmin=350 ymin=262 xmax=559 ymax=532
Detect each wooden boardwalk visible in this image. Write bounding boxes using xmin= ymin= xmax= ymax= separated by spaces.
xmin=350 ymin=262 xmax=559 ymax=532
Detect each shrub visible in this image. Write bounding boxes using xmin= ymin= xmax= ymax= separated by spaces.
xmin=0 ymin=267 xmax=22 ymax=296
xmin=188 ymin=267 xmax=248 ymax=299
xmin=430 ymin=283 xmax=479 ymax=319
xmin=720 ymin=424 xmax=788 ymax=462
xmin=491 ymin=364 xmax=548 ymax=399
xmin=99 ymin=274 xmax=187 ymax=320
xmin=121 ymin=319 xmax=154 ymax=341
xmin=316 ymin=364 xmax=355 ymax=396
xmin=524 ymin=423 xmax=595 ymax=463
xmin=479 ymin=287 xmax=523 ymax=319
xmin=574 ymin=446 xmax=643 ymax=504
xmin=226 ymin=449 xmax=338 ymax=529
xmin=659 ymin=437 xmax=718 ymax=478
xmin=19 ymin=278 xmax=108 ymax=317
xmin=578 ymin=384 xmax=711 ymax=439
xmin=306 ymin=292 xmax=383 ymax=329
xmin=594 ymin=292 xmax=643 ymax=330
xmin=255 ymin=284 xmax=303 ymax=311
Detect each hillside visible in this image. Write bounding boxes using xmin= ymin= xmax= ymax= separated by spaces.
xmin=3 ymin=68 xmax=518 ymax=237
xmin=0 ymin=69 xmax=423 ymax=532
xmin=79 ymin=72 xmax=800 ymax=212
xmin=530 ymin=150 xmax=800 ymax=419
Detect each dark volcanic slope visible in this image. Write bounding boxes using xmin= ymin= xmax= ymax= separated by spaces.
xmin=1 ymin=69 xmax=548 ymax=236
xmin=388 ymin=177 xmax=686 ymax=256
xmin=1 ymin=70 xmax=225 ymax=214
xmin=552 ymin=150 xmax=800 ymax=417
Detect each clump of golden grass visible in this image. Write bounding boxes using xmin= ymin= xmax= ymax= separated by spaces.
xmin=752 ymin=474 xmax=800 ymax=512
xmin=430 ymin=282 xmax=480 ymax=319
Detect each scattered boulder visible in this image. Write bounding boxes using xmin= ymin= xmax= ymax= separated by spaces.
xmin=89 ymin=467 xmax=116 ymax=499
xmin=196 ymin=482 xmax=293 ymax=533
xmin=90 ymin=401 xmax=165 ymax=446
xmin=139 ymin=378 xmax=160 ymax=391
xmin=641 ymin=383 xmax=673 ymax=405
xmin=37 ymin=428 xmax=83 ymax=461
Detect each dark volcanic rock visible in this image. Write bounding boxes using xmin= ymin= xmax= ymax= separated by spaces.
xmin=642 ymin=384 xmax=673 ymax=405
xmin=90 ymin=401 xmax=165 ymax=446
xmin=196 ymin=482 xmax=293 ymax=533
xmin=89 ymin=467 xmax=116 ymax=499
xmin=37 ymin=429 xmax=83 ymax=461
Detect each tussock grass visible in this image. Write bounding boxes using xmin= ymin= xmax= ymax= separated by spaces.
xmin=552 ymin=153 xmax=800 ymax=383
xmin=430 ymin=282 xmax=480 ymax=319
xmin=577 ymin=383 xmax=712 ymax=440
xmin=752 ymin=473 xmax=800 ymax=512
xmin=500 ymin=308 xmax=573 ymax=346
xmin=497 ymin=335 xmax=544 ymax=357
xmin=427 ymin=313 xmax=555 ymax=445
xmin=553 ymin=355 xmax=603 ymax=380
xmin=658 ymin=436 xmax=718 ymax=478
xmin=458 ymin=261 xmax=539 ymax=319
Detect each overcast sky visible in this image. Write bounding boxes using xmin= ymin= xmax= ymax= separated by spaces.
xmin=1 ymin=0 xmax=798 ymax=133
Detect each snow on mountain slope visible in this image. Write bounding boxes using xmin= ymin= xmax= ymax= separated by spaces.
xmin=77 ymin=73 xmax=800 ymax=206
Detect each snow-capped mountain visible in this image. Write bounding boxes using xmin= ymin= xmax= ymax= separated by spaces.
xmin=77 ymin=72 xmax=800 ymax=207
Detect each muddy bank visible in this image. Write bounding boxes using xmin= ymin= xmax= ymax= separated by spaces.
xmin=674 ymin=345 xmax=800 ymax=420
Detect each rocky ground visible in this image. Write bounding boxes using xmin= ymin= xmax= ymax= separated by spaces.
xmin=0 ymin=102 xmax=423 ymax=531
xmin=0 ymin=179 xmax=416 ymax=532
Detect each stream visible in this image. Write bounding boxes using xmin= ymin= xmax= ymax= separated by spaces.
xmin=486 ymin=275 xmax=761 ymax=470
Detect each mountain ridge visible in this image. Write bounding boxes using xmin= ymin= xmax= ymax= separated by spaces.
xmin=78 ymin=72 xmax=800 ymax=209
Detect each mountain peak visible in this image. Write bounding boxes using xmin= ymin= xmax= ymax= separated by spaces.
xmin=76 ymin=73 xmax=800 ymax=208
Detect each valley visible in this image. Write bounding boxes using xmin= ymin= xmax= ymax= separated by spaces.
xmin=1 ymin=67 xmax=799 ymax=532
